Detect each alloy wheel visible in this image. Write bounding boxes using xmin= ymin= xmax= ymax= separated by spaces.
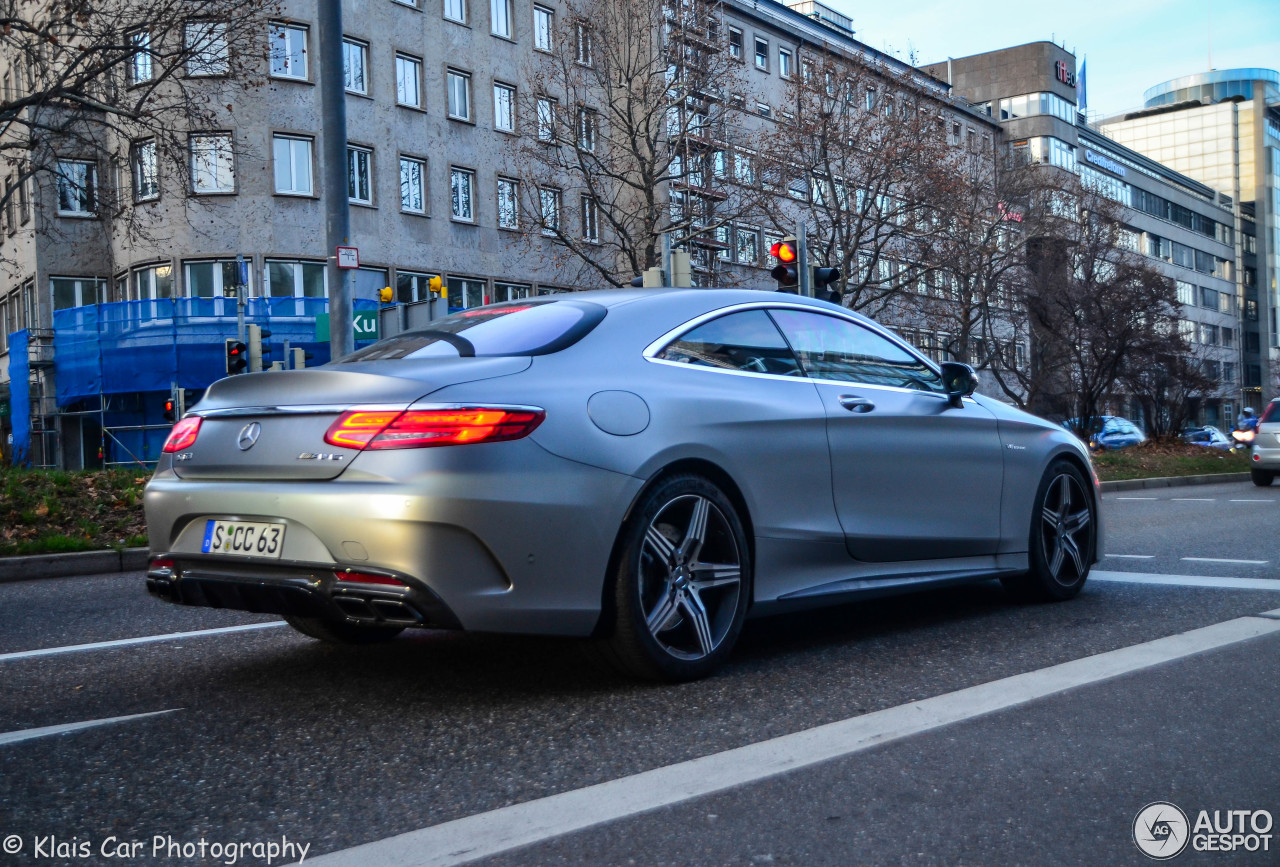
xmin=1039 ymin=472 xmax=1093 ymax=584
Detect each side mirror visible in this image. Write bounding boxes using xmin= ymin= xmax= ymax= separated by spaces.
xmin=939 ymin=361 xmax=978 ymax=408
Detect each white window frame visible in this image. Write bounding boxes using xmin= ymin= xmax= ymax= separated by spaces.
xmin=132 ymin=139 xmax=159 ymax=202
xmin=574 ymin=22 xmax=593 ymax=65
xmin=754 ymin=36 xmax=768 ymax=71
xmin=343 ymin=38 xmax=368 ymax=94
xmin=50 ymin=277 xmax=106 ymax=310
xmin=491 ymin=0 xmax=512 ymax=38
xmin=497 ymin=177 xmax=519 ymax=229
xmin=539 ymin=186 xmax=561 ymax=235
xmin=185 ymin=20 xmax=229 ymax=76
xmin=55 ymin=160 xmax=96 ymax=216
xmin=581 ymin=194 xmax=598 ymax=243
xmin=444 ymin=0 xmax=466 ymax=24
xmin=182 ymin=259 xmax=253 ymax=299
xmin=128 ymin=29 xmax=153 ymax=84
xmin=493 ymin=82 xmax=516 ymax=132
xmin=399 ymin=155 xmax=426 ymax=214
xmin=727 ymin=27 xmax=742 ymax=60
xmin=269 ymin=22 xmax=309 ymax=80
xmin=190 ymin=133 xmax=235 ymax=194
xmin=395 ymin=54 xmax=422 ymax=107
xmin=272 ymin=134 xmax=314 ymax=196
xmin=778 ymin=48 xmax=792 ymax=79
xmin=533 ymin=5 xmax=553 ymax=51
xmin=450 ymin=166 xmax=475 ymax=222
xmin=447 ymin=69 xmax=472 ymax=121
xmin=347 ymin=145 xmax=373 ymax=205
xmin=265 ymin=259 xmax=328 ymax=299
xmin=577 ymin=107 xmax=596 ymax=151
xmin=536 ymin=96 xmax=557 ymax=142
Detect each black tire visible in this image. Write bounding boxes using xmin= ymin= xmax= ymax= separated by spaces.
xmin=282 ymin=615 xmax=404 ymax=644
xmin=594 ymin=474 xmax=751 ymax=682
xmin=1251 ymin=469 xmax=1275 ymax=487
xmin=1001 ymin=460 xmax=1096 ymax=602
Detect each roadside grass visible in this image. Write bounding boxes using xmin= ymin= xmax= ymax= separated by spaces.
xmin=0 ymin=468 xmax=149 ymax=557
xmin=1090 ymin=439 xmax=1251 ymax=482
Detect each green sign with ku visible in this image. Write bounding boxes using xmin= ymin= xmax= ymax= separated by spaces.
xmin=315 ymin=310 xmax=379 ymax=342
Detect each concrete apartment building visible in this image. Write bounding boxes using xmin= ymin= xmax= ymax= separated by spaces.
xmin=1101 ymin=69 xmax=1280 ymax=409
xmin=924 ymin=44 xmax=1245 ymax=428
xmin=0 ymin=0 xmax=997 ymax=468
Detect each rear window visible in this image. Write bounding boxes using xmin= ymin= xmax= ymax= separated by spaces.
xmin=1261 ymin=402 xmax=1280 ymax=424
xmin=338 ymin=299 xmax=606 ymax=362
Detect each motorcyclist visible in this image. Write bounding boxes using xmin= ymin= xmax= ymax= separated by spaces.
xmin=1237 ymin=407 xmax=1259 ymax=432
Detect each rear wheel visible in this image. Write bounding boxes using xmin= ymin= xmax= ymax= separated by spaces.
xmin=1002 ymin=460 xmax=1096 ymax=602
xmin=283 ymin=615 xmax=404 ymax=644
xmin=1251 ymin=469 xmax=1275 ymax=487
xmin=596 ymin=474 xmax=750 ymax=682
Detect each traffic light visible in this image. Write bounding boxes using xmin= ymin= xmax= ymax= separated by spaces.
xmin=225 ymin=338 xmax=247 ymax=375
xmin=379 ymin=286 xmax=394 ymax=303
xmin=248 ymin=324 xmax=272 ymax=372
xmin=770 ymin=237 xmax=799 ymax=290
xmin=163 ymin=396 xmax=177 ymax=423
xmin=812 ymin=266 xmax=843 ymax=303
xmin=163 ymin=388 xmax=187 ymax=423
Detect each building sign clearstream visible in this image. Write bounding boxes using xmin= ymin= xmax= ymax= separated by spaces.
xmin=315 ymin=311 xmax=379 ymax=342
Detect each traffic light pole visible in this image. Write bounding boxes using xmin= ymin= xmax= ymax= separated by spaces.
xmin=797 ymin=220 xmax=811 ymax=298
xmin=319 ymin=0 xmax=353 ymax=359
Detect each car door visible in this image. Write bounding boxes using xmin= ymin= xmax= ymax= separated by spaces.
xmin=769 ymin=308 xmax=1005 ymax=562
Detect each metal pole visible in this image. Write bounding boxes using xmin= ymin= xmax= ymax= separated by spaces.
xmin=661 ymin=233 xmax=673 ymax=287
xmin=318 ymin=0 xmax=353 ymax=358
xmin=797 ymin=220 xmax=811 ymax=297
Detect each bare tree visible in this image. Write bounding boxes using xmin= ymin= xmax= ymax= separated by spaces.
xmin=0 ymin=0 xmax=276 ymax=269
xmin=505 ymin=0 xmax=767 ymax=287
xmin=1122 ymin=341 xmax=1227 ymax=437
xmin=758 ymin=49 xmax=962 ymax=314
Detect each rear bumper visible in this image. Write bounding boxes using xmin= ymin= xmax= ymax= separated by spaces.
xmin=147 ymin=556 xmax=462 ymax=629
xmin=1252 ymin=441 xmax=1280 ymax=471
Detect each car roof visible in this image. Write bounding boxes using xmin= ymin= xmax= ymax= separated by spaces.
xmin=567 ymin=287 xmax=874 ymax=323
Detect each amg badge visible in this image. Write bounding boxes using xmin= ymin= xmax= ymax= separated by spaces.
xmin=297 ymin=452 xmax=346 ymax=461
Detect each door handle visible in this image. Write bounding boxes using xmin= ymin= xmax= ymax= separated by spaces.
xmin=838 ymin=395 xmax=875 ymax=413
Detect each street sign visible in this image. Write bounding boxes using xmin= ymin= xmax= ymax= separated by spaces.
xmin=336 ymin=246 xmax=360 ymax=269
xmin=315 ymin=310 xmax=379 ymax=341
xmin=235 ymin=254 xmax=249 ymax=286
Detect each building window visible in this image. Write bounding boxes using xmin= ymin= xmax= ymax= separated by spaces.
xmin=778 ymin=48 xmax=792 ymax=78
xmin=450 ymin=167 xmax=474 ymax=221
xmin=55 ymin=160 xmax=96 ymax=216
xmin=190 ymin=133 xmax=234 ymax=193
xmin=132 ymin=139 xmax=159 ymax=202
xmin=393 ymin=0 xmax=419 ymax=7
xmin=735 ymin=226 xmax=758 ymax=264
xmin=497 ymin=177 xmax=519 ymax=228
xmin=185 ymin=259 xmax=250 ymax=298
xmin=727 ymin=27 xmax=742 ymax=60
xmin=444 ymin=0 xmax=466 ymax=24
xmin=533 ymin=5 xmax=553 ymax=51
xmin=396 ymin=271 xmax=441 ymax=303
xmin=581 ymin=194 xmax=598 ymax=242
xmin=399 ymin=156 xmax=426 ymax=213
xmin=272 ymin=134 xmax=313 ymax=195
xmin=185 ymin=20 xmax=229 ymax=76
xmin=493 ymin=282 xmax=532 ymax=303
xmin=536 ymin=96 xmax=557 ymax=141
xmin=754 ymin=37 xmax=768 ymax=71
xmin=574 ymin=22 xmax=592 ymax=65
xmin=343 ymin=39 xmax=368 ymax=94
xmin=50 ymin=277 xmax=105 ymax=310
xmin=269 ymin=23 xmax=308 ymax=79
xmin=494 ymin=82 xmax=516 ymax=132
xmin=491 ymin=0 xmax=512 ymax=38
xmin=347 ymin=146 xmax=372 ymax=204
xmin=756 ymin=102 xmax=771 ymax=118
xmin=577 ymin=107 xmax=596 ymax=151
xmin=449 ymin=276 xmax=487 ymax=308
xmin=734 ymin=150 xmax=756 ymax=185
xmin=128 ymin=29 xmax=153 ymax=84
xmin=395 ymin=54 xmax=422 ymax=107
xmin=132 ymin=263 xmax=175 ymax=301
xmin=266 ymin=259 xmax=327 ymax=298
xmin=539 ymin=187 xmax=561 ymax=235
xmin=447 ymin=69 xmax=471 ymax=121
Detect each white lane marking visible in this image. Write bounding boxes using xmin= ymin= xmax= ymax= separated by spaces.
xmin=1172 ymin=498 xmax=1216 ymax=502
xmin=298 ymin=616 xmax=1280 ymax=867
xmin=1091 ymin=571 xmax=1280 ymax=591
xmin=0 ymin=709 xmax=181 ymax=746
xmin=1182 ymin=557 xmax=1269 ymax=566
xmin=1105 ymin=554 xmax=1155 ymax=559
xmin=0 ymin=622 xmax=288 ymax=663
xmin=1114 ymin=497 xmax=1157 ymax=500
xmin=1230 ymin=499 xmax=1275 ymax=503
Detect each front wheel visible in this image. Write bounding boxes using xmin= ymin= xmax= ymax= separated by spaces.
xmin=1002 ymin=460 xmax=1096 ymax=602
xmin=283 ymin=615 xmax=404 ymax=644
xmin=1251 ymin=469 xmax=1275 ymax=487
xmin=595 ymin=474 xmax=751 ymax=682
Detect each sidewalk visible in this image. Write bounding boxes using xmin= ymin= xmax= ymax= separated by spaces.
xmin=0 ymin=473 xmax=1253 ymax=582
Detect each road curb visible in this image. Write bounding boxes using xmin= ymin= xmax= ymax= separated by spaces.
xmin=1099 ymin=472 xmax=1251 ymax=492
xmin=0 ymin=547 xmax=149 ymax=584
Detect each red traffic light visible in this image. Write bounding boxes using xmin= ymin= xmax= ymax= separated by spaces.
xmin=770 ymin=241 xmax=797 ymax=264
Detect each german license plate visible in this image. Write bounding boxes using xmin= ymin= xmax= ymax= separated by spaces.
xmin=202 ymin=520 xmax=285 ymax=558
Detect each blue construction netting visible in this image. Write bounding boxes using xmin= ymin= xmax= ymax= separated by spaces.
xmin=8 ymin=329 xmax=30 ymax=466
xmin=53 ymin=297 xmax=378 ymax=405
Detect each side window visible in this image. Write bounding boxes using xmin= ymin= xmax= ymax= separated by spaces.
xmin=769 ymin=309 xmax=944 ymax=392
xmin=657 ymin=310 xmax=801 ymax=377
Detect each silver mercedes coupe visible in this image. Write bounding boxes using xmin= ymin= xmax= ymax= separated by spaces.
xmin=144 ymin=289 xmax=1101 ymax=681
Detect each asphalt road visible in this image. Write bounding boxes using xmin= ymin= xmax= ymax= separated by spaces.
xmin=0 ymin=478 xmax=1277 ymax=866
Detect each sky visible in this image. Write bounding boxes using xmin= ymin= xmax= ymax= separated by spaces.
xmin=823 ymin=0 xmax=1280 ymax=120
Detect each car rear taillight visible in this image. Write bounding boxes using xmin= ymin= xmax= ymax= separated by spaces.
xmin=162 ymin=416 xmax=202 ymax=452
xmin=324 ymin=407 xmax=545 ymax=450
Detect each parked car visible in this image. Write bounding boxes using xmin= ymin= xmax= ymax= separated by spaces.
xmin=144 ymin=289 xmax=1101 ymax=681
xmin=1062 ymin=416 xmax=1146 ymax=451
xmin=1181 ymin=425 xmax=1233 ymax=450
xmin=1250 ymin=399 xmax=1280 ymax=486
